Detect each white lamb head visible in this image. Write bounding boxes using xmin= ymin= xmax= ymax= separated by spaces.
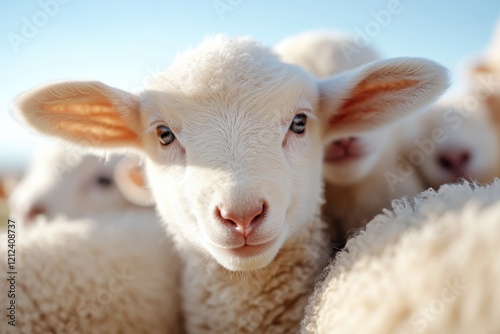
xmin=8 ymin=148 xmax=132 ymax=223
xmin=412 ymin=21 xmax=500 ymax=188
xmin=411 ymin=95 xmax=500 ymax=189
xmin=8 ymin=147 xmax=152 ymax=224
xmin=14 ymin=36 xmax=449 ymax=271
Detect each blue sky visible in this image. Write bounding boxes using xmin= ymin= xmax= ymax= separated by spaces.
xmin=0 ymin=0 xmax=499 ymax=171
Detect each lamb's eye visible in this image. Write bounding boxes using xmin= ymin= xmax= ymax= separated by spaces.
xmin=289 ymin=113 xmax=307 ymax=134
xmin=156 ymin=125 xmax=176 ymax=145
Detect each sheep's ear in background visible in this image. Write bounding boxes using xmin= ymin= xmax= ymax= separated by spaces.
xmin=471 ymin=62 xmax=500 ymax=124
xmin=318 ymin=57 xmax=450 ymax=141
xmin=114 ymin=155 xmax=155 ymax=207
xmin=14 ymin=81 xmax=142 ymax=150
xmin=485 ymin=91 xmax=500 ymax=125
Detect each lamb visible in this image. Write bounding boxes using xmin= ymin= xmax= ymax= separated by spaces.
xmin=276 ymin=31 xmax=429 ymax=243
xmin=467 ymin=19 xmax=500 ymax=155
xmin=302 ymin=179 xmax=500 ymax=334
xmin=403 ymin=21 xmax=500 ymax=190
xmin=14 ymin=35 xmax=449 ymax=332
xmin=403 ymin=94 xmax=500 ymax=190
xmin=0 ymin=210 xmax=182 ymax=333
xmin=8 ymin=146 xmax=153 ymax=224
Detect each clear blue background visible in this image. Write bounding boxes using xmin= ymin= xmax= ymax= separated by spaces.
xmin=0 ymin=0 xmax=499 ymax=171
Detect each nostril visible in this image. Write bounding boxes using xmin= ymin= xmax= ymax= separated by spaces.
xmin=215 ymin=206 xmax=237 ymax=227
xmin=438 ymin=155 xmax=454 ymax=171
xmin=438 ymin=151 xmax=471 ymax=172
xmin=26 ymin=206 xmax=46 ymax=221
xmin=459 ymin=151 xmax=471 ymax=166
xmin=251 ymin=201 xmax=267 ymax=226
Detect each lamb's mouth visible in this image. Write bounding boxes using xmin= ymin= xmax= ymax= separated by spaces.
xmin=229 ymin=239 xmax=276 ymax=257
xmin=323 ymin=140 xmax=366 ymax=164
xmin=324 ymin=154 xmax=364 ymax=164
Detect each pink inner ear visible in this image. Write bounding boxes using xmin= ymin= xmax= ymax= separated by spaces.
xmin=50 ymin=102 xmax=113 ymax=115
xmin=329 ymin=78 xmax=419 ymax=125
xmin=129 ymin=166 xmax=146 ymax=188
xmin=472 ymin=63 xmax=495 ymax=74
xmin=41 ymin=102 xmax=139 ymax=142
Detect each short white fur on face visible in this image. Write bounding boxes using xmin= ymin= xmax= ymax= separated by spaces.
xmin=14 ymin=36 xmax=449 ymax=272
xmin=8 ymin=147 xmax=134 ymax=223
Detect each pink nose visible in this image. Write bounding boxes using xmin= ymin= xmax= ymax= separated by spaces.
xmin=333 ymin=137 xmax=357 ymax=148
xmin=438 ymin=150 xmax=471 ymax=172
xmin=216 ymin=201 xmax=266 ymax=237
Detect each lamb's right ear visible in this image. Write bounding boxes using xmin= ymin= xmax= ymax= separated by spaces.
xmin=15 ymin=81 xmax=142 ymax=150
xmin=114 ymin=155 xmax=155 ymax=207
xmin=318 ymin=57 xmax=450 ymax=139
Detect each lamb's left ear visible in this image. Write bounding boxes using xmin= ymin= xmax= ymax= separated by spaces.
xmin=318 ymin=57 xmax=450 ymax=139
xmin=15 ymin=81 xmax=142 ymax=150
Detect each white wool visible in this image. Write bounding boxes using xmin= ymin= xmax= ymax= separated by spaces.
xmin=303 ymin=180 xmax=500 ymax=334
xmin=0 ymin=210 xmax=181 ymax=334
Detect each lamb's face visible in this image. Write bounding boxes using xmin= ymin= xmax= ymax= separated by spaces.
xmin=139 ymin=40 xmax=322 ymax=271
xmin=9 ymin=148 xmax=132 ymax=223
xmin=415 ymin=101 xmax=500 ymax=189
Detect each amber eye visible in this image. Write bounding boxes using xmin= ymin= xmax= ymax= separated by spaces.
xmin=156 ymin=125 xmax=176 ymax=145
xmin=289 ymin=113 xmax=307 ymax=134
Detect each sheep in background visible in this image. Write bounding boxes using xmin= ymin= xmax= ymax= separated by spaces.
xmin=468 ymin=19 xmax=500 ymax=82
xmin=274 ymin=30 xmax=381 ymax=78
xmin=276 ymin=31 xmax=429 ymax=243
xmin=0 ymin=210 xmax=182 ymax=333
xmin=8 ymin=146 xmax=153 ymax=224
xmin=302 ymin=180 xmax=500 ymax=334
xmin=467 ymin=19 xmax=500 ymax=151
xmin=403 ymin=94 xmax=500 ymax=190
xmin=14 ymin=35 xmax=449 ymax=332
xmin=403 ymin=21 xmax=500 ymax=190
